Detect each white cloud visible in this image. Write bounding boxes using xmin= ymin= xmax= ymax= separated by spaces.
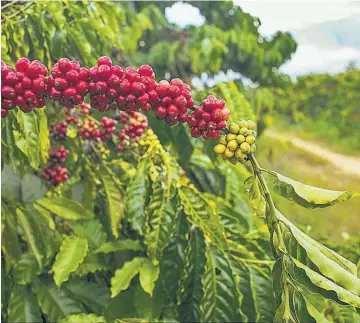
xmin=165 ymin=1 xmax=360 ymax=76
xmin=165 ymin=3 xmax=205 ymax=28
xmin=236 ymin=1 xmax=360 ymax=36
xmin=281 ymin=44 xmax=360 ymax=75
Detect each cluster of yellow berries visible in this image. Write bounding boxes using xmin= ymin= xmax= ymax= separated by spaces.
xmin=213 ymin=119 xmax=257 ymax=164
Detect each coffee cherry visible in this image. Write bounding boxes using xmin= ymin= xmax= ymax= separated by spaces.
xmin=1 ymin=108 xmax=9 ymax=118
xmin=15 ymin=58 xmax=30 ymax=72
xmin=235 ymin=148 xmax=246 ymax=160
xmin=246 ymin=135 xmax=256 ymax=144
xmin=213 ymin=144 xmax=226 ymax=154
xmin=229 ymin=123 xmax=240 ymax=134
xmin=236 ymin=134 xmax=246 ymax=143
xmin=227 ymin=140 xmax=238 ymax=151
xmin=98 ymin=56 xmax=112 ymax=67
xmin=240 ymin=142 xmax=250 ymax=153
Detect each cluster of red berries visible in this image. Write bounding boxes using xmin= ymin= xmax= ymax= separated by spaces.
xmin=78 ymin=119 xmax=100 ymax=140
xmin=1 ymin=58 xmax=48 ymax=117
xmin=152 ymin=78 xmax=194 ymax=125
xmin=188 ymin=95 xmax=230 ymax=139
xmin=48 ymin=145 xmax=69 ymax=164
xmin=42 ymin=165 xmax=68 ymax=186
xmin=99 ymin=116 xmax=116 ymax=141
xmin=48 ymin=58 xmax=89 ymax=109
xmin=50 ymin=121 xmax=68 ymax=140
xmin=117 ymin=111 xmax=148 ymax=152
xmin=42 ymin=145 xmax=69 ymax=186
xmin=2 ymin=57 xmax=231 ymax=140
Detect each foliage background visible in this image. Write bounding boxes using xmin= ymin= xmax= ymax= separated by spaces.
xmin=1 ymin=1 xmax=360 ymax=323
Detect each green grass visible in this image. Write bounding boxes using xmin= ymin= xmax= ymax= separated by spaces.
xmin=256 ymin=133 xmax=360 ymax=246
xmin=273 ymin=117 xmax=360 ymax=156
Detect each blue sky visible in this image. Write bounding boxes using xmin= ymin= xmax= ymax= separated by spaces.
xmin=165 ymin=1 xmax=360 ymax=77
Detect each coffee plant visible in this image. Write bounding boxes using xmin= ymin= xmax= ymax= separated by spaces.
xmin=1 ymin=55 xmax=360 ymax=323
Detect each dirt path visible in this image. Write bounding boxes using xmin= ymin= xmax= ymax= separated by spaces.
xmin=265 ymin=129 xmax=360 ymax=177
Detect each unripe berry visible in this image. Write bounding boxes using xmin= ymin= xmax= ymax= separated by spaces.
xmin=218 ymin=135 xmax=227 ymax=145
xmin=246 ymin=135 xmax=256 ymax=144
xmin=239 ymin=127 xmax=249 ymax=136
xmin=227 ymin=134 xmax=237 ymax=141
xmin=224 ymin=148 xmax=234 ymax=158
xmin=236 ymin=134 xmax=246 ymax=143
xmin=229 ymin=123 xmax=240 ymax=134
xmin=227 ymin=140 xmax=238 ymax=151
xmin=240 ymin=142 xmax=251 ymax=153
xmin=213 ymin=144 xmax=226 ymax=154
xmin=235 ymin=148 xmax=246 ymax=160
xmin=250 ymin=144 xmax=256 ymax=154
xmin=238 ymin=120 xmax=248 ymax=128
xmin=247 ymin=120 xmax=256 ymax=130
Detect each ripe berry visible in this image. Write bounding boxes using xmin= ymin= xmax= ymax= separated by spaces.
xmin=98 ymin=65 xmax=112 ymax=80
xmin=1 ymin=108 xmax=9 ymax=118
xmin=2 ymin=86 xmax=15 ymax=99
xmin=15 ymin=58 xmax=30 ymax=72
xmin=26 ymin=62 xmax=42 ymax=78
xmin=98 ymin=56 xmax=112 ymax=67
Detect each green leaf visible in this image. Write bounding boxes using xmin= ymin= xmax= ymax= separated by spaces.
xmin=68 ymin=218 xmax=107 ymax=249
xmin=179 ymin=227 xmax=206 ymax=323
xmin=245 ymin=176 xmax=267 ymax=217
xmin=179 ymin=186 xmax=228 ymax=249
xmin=276 ymin=209 xmax=360 ymax=296
xmin=104 ymin=290 xmax=136 ymax=322
xmin=53 ymin=235 xmax=88 ymax=287
xmin=134 ymin=286 xmax=164 ymax=320
xmin=75 ymin=252 xmax=109 ymax=277
xmin=7 ymin=285 xmax=42 ymax=323
xmin=16 ymin=208 xmax=45 ymax=269
xmin=200 ymin=246 xmax=238 ymax=322
xmin=1 ymin=204 xmax=22 ymax=273
xmin=265 ymin=170 xmax=360 ymax=209
xmin=95 ymin=239 xmax=143 ymax=254
xmin=61 ymin=314 xmax=106 ymax=323
xmin=32 ymin=276 xmax=84 ymax=322
xmin=99 ymin=166 xmax=124 ymax=238
xmin=65 ymin=279 xmax=110 ymax=315
xmin=34 ymin=109 xmax=50 ymax=164
xmin=16 ymin=111 xmax=40 ymax=169
xmin=125 ymin=159 xmax=149 ymax=235
xmin=36 ymin=197 xmax=93 ymax=220
xmin=111 ymin=257 xmax=146 ymax=298
xmin=12 ymin=252 xmax=41 ymax=285
xmin=139 ymin=259 xmax=160 ymax=296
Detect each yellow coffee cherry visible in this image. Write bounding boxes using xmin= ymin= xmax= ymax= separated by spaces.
xmin=246 ymin=135 xmax=256 ymax=144
xmin=236 ymin=134 xmax=245 ymax=143
xmin=226 ymin=133 xmax=237 ymax=142
xmin=247 ymin=120 xmax=256 ymax=130
xmin=218 ymin=135 xmax=227 ymax=145
xmin=240 ymin=142 xmax=251 ymax=153
xmin=229 ymin=123 xmax=240 ymax=134
xmin=224 ymin=148 xmax=234 ymax=158
xmin=238 ymin=120 xmax=248 ymax=128
xmin=235 ymin=148 xmax=247 ymax=160
xmin=213 ymin=144 xmax=226 ymax=154
xmin=221 ymin=153 xmax=227 ymax=160
xmin=146 ymin=129 xmax=154 ymax=136
xmin=227 ymin=140 xmax=238 ymax=151
xmin=239 ymin=127 xmax=249 ymax=136
xmin=249 ymin=130 xmax=257 ymax=137
xmin=250 ymin=144 xmax=257 ymax=154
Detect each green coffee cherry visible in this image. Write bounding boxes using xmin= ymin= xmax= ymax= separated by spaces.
xmin=246 ymin=135 xmax=256 ymax=144
xmin=238 ymin=120 xmax=248 ymax=128
xmin=240 ymin=142 xmax=251 ymax=153
xmin=218 ymin=135 xmax=227 ymax=145
xmin=250 ymin=144 xmax=256 ymax=154
xmin=236 ymin=134 xmax=245 ymax=143
xmin=247 ymin=120 xmax=256 ymax=130
xmin=227 ymin=140 xmax=238 ymax=151
xmin=239 ymin=127 xmax=249 ymax=136
xmin=226 ymin=133 xmax=237 ymax=141
xmin=224 ymin=148 xmax=234 ymax=158
xmin=235 ymin=148 xmax=246 ymax=160
xmin=213 ymin=144 xmax=226 ymax=154
xmin=229 ymin=123 xmax=240 ymax=134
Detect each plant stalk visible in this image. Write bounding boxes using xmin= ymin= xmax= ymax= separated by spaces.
xmin=248 ymin=154 xmax=284 ymax=253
